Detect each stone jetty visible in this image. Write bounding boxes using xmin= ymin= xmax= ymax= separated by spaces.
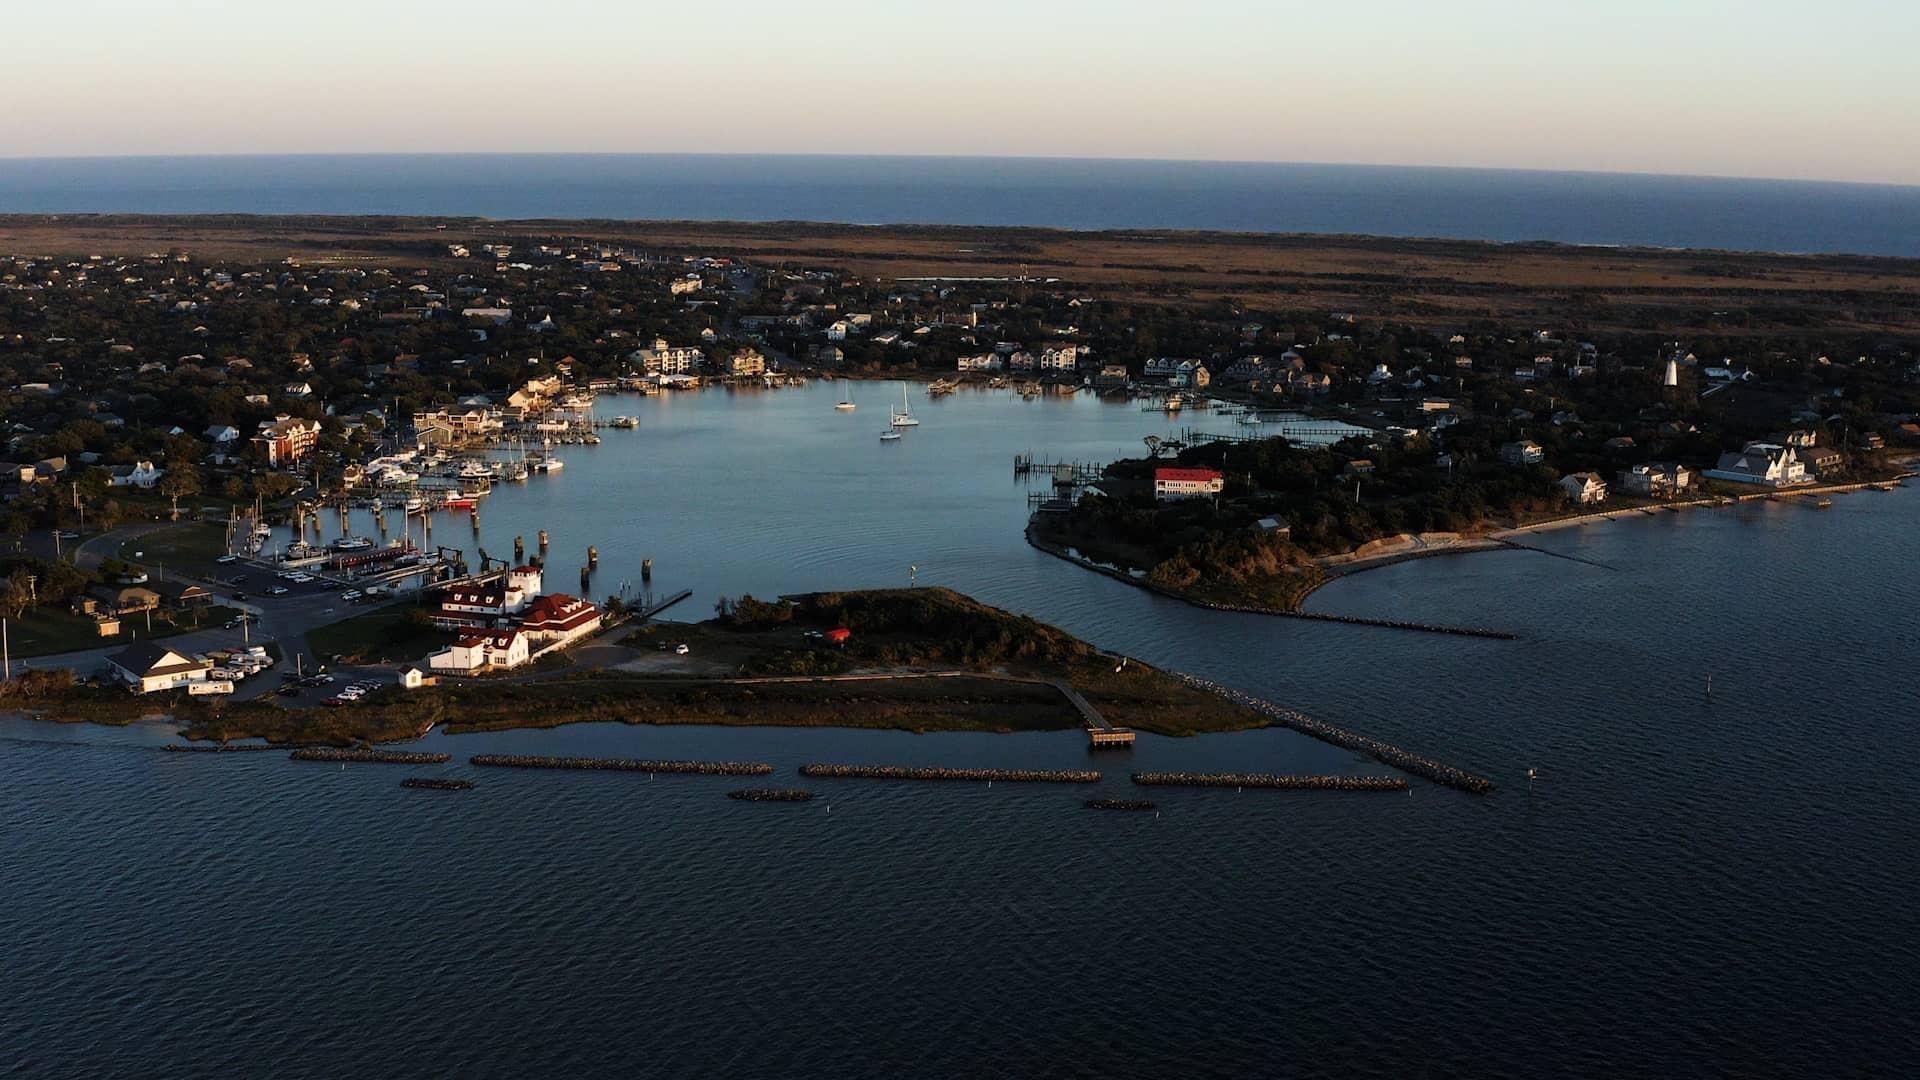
xmin=469 ymin=754 xmax=773 ymax=776
xmin=1085 ymin=797 xmax=1157 ymax=811
xmin=1132 ymin=771 xmax=1408 ymax=791
xmin=727 ymin=788 xmax=816 ymax=802
xmin=799 ymin=764 xmax=1101 ymax=784
xmin=1169 ymin=673 xmax=1495 ymax=794
xmin=290 ymin=748 xmax=452 ymax=765
xmin=401 ymin=777 xmax=474 ymax=791
xmin=164 ymin=743 xmax=277 ymax=753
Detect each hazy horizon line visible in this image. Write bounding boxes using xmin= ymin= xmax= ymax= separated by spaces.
xmin=1 ymin=150 xmax=1916 ymax=193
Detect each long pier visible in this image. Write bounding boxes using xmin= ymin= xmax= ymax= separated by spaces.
xmin=1047 ymin=678 xmax=1136 ymax=748
xmin=636 ymin=589 xmax=693 ymax=621
xmin=1168 ymin=672 xmax=1494 ymax=794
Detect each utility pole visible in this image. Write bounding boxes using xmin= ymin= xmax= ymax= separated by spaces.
xmin=3 ymin=617 xmax=10 ymax=680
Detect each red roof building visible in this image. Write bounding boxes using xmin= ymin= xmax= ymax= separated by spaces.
xmin=1153 ymin=466 xmax=1225 ymax=501
xmin=518 ymin=593 xmax=603 ymax=646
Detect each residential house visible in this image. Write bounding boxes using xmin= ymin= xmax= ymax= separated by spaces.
xmin=107 ymin=460 xmax=164 ymax=488
xmin=956 ymin=354 xmax=1003 ymax=372
xmin=89 ymin=584 xmax=161 ymax=613
xmin=1500 ymin=440 xmax=1545 ymax=466
xmin=1704 ymin=442 xmax=1810 ymax=487
xmin=1617 ymin=463 xmax=1695 ymax=497
xmin=1560 ymin=472 xmax=1609 ymax=505
xmin=1094 ymin=364 xmax=1130 ymax=389
xmin=721 ymin=348 xmax=767 ymax=377
xmin=1796 ymin=446 xmax=1846 ymax=477
xmin=108 ymin=641 xmax=212 ymax=694
xmin=149 ymin=580 xmax=213 ymax=609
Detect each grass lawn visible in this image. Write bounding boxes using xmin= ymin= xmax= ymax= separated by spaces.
xmin=306 ymin=604 xmax=454 ymax=665
xmin=118 ymin=522 xmax=234 ymax=572
xmin=5 ymin=603 xmax=248 ymax=658
xmin=4 ymin=608 xmax=119 ymax=657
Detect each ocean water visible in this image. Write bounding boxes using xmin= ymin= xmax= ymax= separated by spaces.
xmin=6 ymin=385 xmax=1919 ymax=1078
xmin=2 ymin=153 xmax=1918 ymax=255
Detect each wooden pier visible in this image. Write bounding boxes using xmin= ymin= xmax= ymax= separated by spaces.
xmin=636 ymin=589 xmax=693 ymax=621
xmin=1050 ymin=678 xmax=1136 ymax=748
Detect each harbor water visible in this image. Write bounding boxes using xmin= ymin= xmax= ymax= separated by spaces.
xmin=6 ymin=383 xmax=1918 ymax=1077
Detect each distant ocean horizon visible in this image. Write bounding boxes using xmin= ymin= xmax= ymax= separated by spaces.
xmin=2 ymin=153 xmax=1918 ymax=256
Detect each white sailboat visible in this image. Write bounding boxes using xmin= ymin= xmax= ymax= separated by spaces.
xmin=890 ymin=384 xmax=920 ymax=427
xmin=835 ymin=380 xmax=857 ymax=410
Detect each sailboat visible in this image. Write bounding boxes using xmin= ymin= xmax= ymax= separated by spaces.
xmin=890 ymin=384 xmax=920 ymax=427
xmin=879 ymin=427 xmax=901 ymax=441
xmin=835 ymin=380 xmax=857 ymax=410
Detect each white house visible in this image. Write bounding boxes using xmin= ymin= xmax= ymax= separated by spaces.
xmin=1705 ymin=442 xmax=1810 ymax=488
xmin=957 ymin=354 xmax=1002 ymax=372
xmin=429 ymin=628 xmax=530 ymax=675
xmin=108 ymin=641 xmax=212 ymax=693
xmin=108 ymin=460 xmax=164 ymax=489
xmin=1560 ymin=472 xmax=1609 ymax=505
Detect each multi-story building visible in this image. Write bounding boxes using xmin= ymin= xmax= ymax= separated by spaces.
xmin=253 ymin=416 xmax=321 ymax=467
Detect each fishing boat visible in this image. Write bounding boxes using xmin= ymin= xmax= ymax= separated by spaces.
xmin=879 ymin=428 xmax=902 ymax=442
xmin=890 ymin=384 xmax=920 ymax=427
xmin=442 ymin=497 xmax=477 ymax=511
xmin=835 ymin=380 xmax=857 ymax=410
xmin=331 ymin=537 xmax=375 ymax=552
xmin=610 ymin=416 xmax=639 ymax=429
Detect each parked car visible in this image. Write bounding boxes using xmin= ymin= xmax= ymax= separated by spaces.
xmin=215 ymin=554 xmax=239 ymax=564
xmin=265 ymin=586 xmax=288 ymax=596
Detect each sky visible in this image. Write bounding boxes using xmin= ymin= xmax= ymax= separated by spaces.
xmin=7 ymin=0 xmax=1917 ymax=185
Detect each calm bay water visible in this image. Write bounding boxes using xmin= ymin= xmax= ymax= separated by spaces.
xmin=6 ymin=385 xmax=1919 ymax=1077
xmin=3 ymin=153 xmax=1919 ymax=255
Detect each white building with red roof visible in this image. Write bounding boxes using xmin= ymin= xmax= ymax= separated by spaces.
xmin=429 ymin=628 xmax=530 ymax=674
xmin=431 ymin=566 xmax=543 ymax=629
xmin=519 ymin=593 xmax=603 ymax=648
xmin=1153 ymin=466 xmax=1225 ymax=501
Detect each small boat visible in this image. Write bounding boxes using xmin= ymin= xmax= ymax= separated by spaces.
xmin=535 ymin=459 xmax=564 ymax=473
xmin=1237 ymin=413 xmax=1263 ymax=426
xmin=891 ymin=384 xmax=920 ymax=427
xmin=611 ymin=416 xmax=639 ymax=429
xmin=879 ymin=429 xmax=902 ymax=442
xmin=442 ymin=498 xmax=477 ymax=511
xmin=835 ymin=380 xmax=857 ymax=410
xmin=331 ymin=537 xmax=375 ymax=552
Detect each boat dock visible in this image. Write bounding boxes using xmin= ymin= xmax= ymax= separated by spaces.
xmin=637 ymin=589 xmax=693 ymax=621
xmin=1049 ymin=678 xmax=1136 ymax=748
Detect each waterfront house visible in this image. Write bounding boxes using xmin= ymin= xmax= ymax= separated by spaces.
xmin=1796 ymin=446 xmax=1846 ymax=477
xmin=428 ymin=628 xmax=530 ymax=675
xmin=517 ymin=594 xmax=604 ymax=648
xmin=1560 ymin=472 xmax=1609 ymax=505
xmin=722 ymin=348 xmax=767 ymax=377
xmin=1154 ymin=466 xmax=1225 ymax=501
xmin=956 ymin=354 xmax=1002 ymax=372
xmin=1617 ymin=462 xmax=1695 ymax=497
xmin=1095 ymin=365 xmax=1130 ymax=389
xmin=108 ymin=641 xmax=212 ymax=694
xmin=1704 ymin=442 xmax=1810 ymax=487
xmin=629 ymin=339 xmax=705 ymax=375
xmin=1040 ymin=345 xmax=1083 ymax=372
xmin=1500 ymin=440 xmax=1545 ymax=466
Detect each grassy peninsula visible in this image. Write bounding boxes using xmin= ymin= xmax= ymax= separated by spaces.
xmin=8 ymin=589 xmax=1271 ymax=744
